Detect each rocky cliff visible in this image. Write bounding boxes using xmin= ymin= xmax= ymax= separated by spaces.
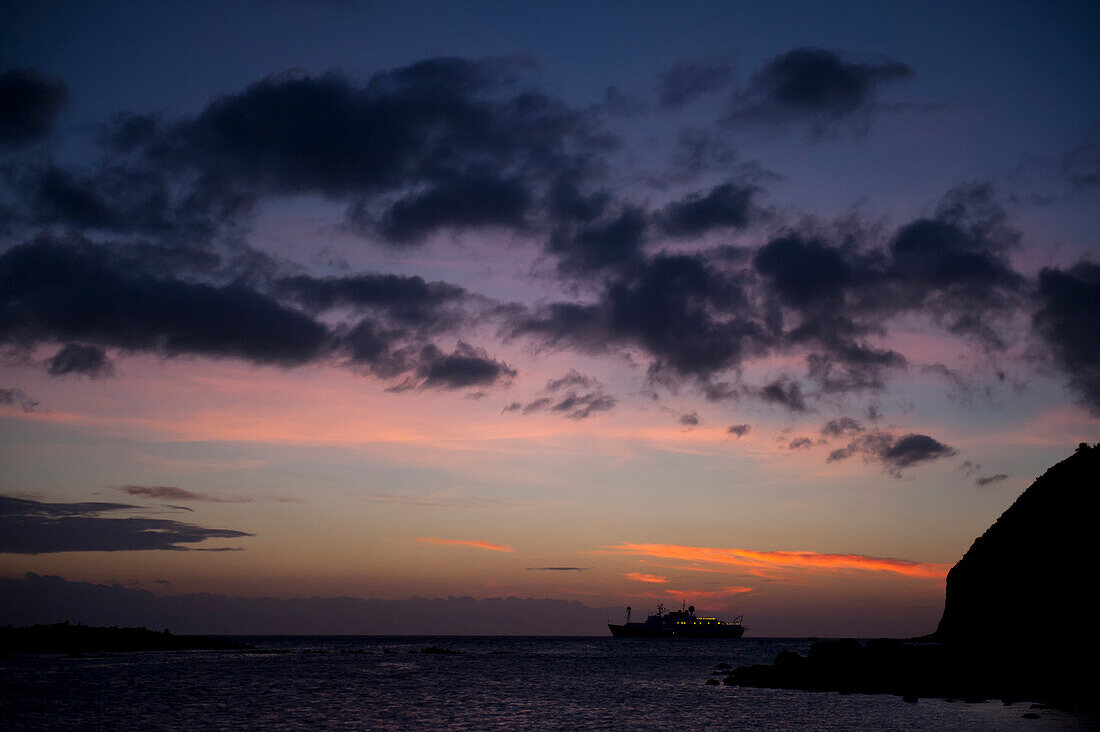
xmin=935 ymin=443 xmax=1098 ymax=651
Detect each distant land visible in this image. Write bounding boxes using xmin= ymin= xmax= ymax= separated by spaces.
xmin=0 ymin=575 xmax=614 ymax=635
xmin=0 ymin=622 xmax=249 ymax=653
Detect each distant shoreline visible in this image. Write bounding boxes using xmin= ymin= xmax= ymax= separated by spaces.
xmin=0 ymin=622 xmax=252 ymax=654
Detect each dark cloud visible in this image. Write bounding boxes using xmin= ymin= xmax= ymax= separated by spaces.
xmin=975 ymin=474 xmax=1009 ymax=487
xmin=753 ymin=234 xmax=862 ymax=308
xmin=511 ymin=371 xmax=616 ymax=419
xmin=24 ymin=164 xmax=181 ymax=235
xmin=0 ymin=495 xmax=252 ymax=553
xmin=7 ymin=57 xmax=611 ymax=244
xmin=512 ymin=252 xmax=762 ymax=390
xmin=827 ymin=431 xmax=956 ymax=475
xmin=727 ymin=423 xmax=751 ymax=437
xmin=0 ymin=235 xmax=517 ymax=393
xmin=548 ymin=391 xmax=616 ymax=419
xmin=544 ymin=369 xmax=600 ymax=393
xmin=369 ymin=173 xmax=531 ymax=243
xmin=118 ymin=486 xmax=243 ymax=503
xmin=549 ymin=207 xmax=647 ymax=274
xmin=759 ymin=378 xmax=808 ymax=411
xmin=659 ymin=182 xmax=760 ymax=237
xmin=414 ymin=342 xmax=515 ymax=390
xmin=728 ymin=48 xmax=912 ymax=136
xmin=0 ymin=68 xmax=69 ymax=147
xmin=276 ymin=272 xmax=467 ymax=327
xmin=47 ymin=343 xmax=114 ymax=377
xmin=679 ymin=411 xmax=700 ymax=426
xmin=821 ymin=416 xmax=864 ymax=438
xmin=881 ymin=433 xmax=956 ymax=468
xmin=1032 ymin=261 xmax=1100 ymax=414
xmin=526 ymin=566 xmax=590 ymax=571
xmin=0 ymin=236 xmax=330 ymax=367
xmin=0 ymin=387 xmax=39 ymax=412
xmin=788 ymin=436 xmax=812 ymax=449
xmin=607 ymin=254 xmax=758 ymax=379
xmin=547 ymin=171 xmax=609 ymax=223
xmin=657 ymin=58 xmax=735 ymax=110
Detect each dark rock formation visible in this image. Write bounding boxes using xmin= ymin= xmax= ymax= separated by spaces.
xmin=936 ymin=442 xmax=1099 ymax=651
xmin=0 ymin=622 xmax=251 ymax=653
xmin=722 ymin=445 xmax=1100 ymax=713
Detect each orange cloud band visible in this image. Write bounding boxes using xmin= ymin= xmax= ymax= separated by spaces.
xmin=606 ymin=543 xmax=948 ymax=579
xmin=414 ymin=537 xmax=514 ymax=552
xmin=622 ymin=572 xmax=667 ymax=584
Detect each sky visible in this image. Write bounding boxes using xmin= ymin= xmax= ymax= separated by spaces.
xmin=0 ymin=0 xmax=1097 ymax=636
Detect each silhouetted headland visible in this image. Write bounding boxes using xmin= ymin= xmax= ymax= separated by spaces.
xmin=0 ymin=621 xmax=252 ymax=654
xmin=723 ymin=443 xmax=1100 ymax=714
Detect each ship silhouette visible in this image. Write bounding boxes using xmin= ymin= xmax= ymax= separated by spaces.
xmin=608 ymin=601 xmax=746 ymax=638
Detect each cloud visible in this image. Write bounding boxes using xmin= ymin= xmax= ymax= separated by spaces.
xmin=605 ymin=542 xmax=948 ymax=579
xmin=622 ymin=572 xmax=667 ymax=584
xmin=975 ymin=473 xmax=1009 ymax=487
xmin=413 ymin=537 xmax=514 ymax=552
xmin=276 ymin=272 xmax=468 ymax=327
xmin=656 ymin=57 xmax=735 ymax=110
xmin=759 ymin=378 xmax=808 ymax=411
xmin=0 ymin=236 xmax=330 ymax=367
xmin=414 ymin=342 xmax=515 ymax=390
xmin=881 ymin=434 xmax=956 ymax=467
xmin=549 ymin=207 xmax=647 ymax=274
xmin=679 ymin=411 xmax=700 ymax=426
xmin=788 ymin=436 xmax=812 ymax=449
xmin=728 ymin=48 xmax=913 ymax=136
xmin=0 ymin=495 xmax=252 ymax=553
xmin=658 ymin=181 xmax=760 ymax=236
xmin=0 ymin=56 xmax=1073 ymax=425
xmin=0 ymin=68 xmax=69 ymax=147
xmin=46 ymin=343 xmax=114 ymax=377
xmin=544 ymin=369 xmax=600 ymax=392
xmin=821 ymin=417 xmax=863 ymax=438
xmin=509 ymin=371 xmax=617 ymax=419
xmin=10 ymin=57 xmax=608 ymax=244
xmin=1032 ymin=261 xmax=1100 ymax=414
xmin=0 ymin=387 xmax=38 ymax=412
xmin=727 ymin=423 xmax=751 ymax=437
xmin=0 ymin=236 xmax=516 ymax=392
xmin=827 ymin=431 xmax=956 ymax=475
xmin=118 ymin=485 xmax=245 ymax=503
xmin=369 ymin=173 xmax=531 ymax=243
xmin=526 ymin=566 xmax=590 ymax=571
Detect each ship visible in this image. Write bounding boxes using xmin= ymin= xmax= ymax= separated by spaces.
xmin=607 ymin=602 xmax=746 ymax=638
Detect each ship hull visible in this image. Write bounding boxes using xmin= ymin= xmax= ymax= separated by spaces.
xmin=608 ymin=623 xmax=745 ymax=639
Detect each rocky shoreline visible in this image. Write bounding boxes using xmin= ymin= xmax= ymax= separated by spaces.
xmin=0 ymin=622 xmax=252 ymax=654
xmin=713 ymin=445 xmax=1100 ymax=717
xmin=718 ymin=637 xmax=1093 ymax=715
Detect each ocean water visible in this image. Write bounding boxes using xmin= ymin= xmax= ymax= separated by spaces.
xmin=0 ymin=636 xmax=1090 ymax=730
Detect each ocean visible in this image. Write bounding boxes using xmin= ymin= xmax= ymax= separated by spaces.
xmin=1 ymin=636 xmax=1090 ymax=730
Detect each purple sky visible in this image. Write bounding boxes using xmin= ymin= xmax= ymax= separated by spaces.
xmin=0 ymin=0 xmax=1097 ymax=635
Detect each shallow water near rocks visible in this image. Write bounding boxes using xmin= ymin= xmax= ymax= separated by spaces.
xmin=1 ymin=636 xmax=1090 ymax=729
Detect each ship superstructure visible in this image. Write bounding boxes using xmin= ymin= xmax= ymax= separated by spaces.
xmin=608 ymin=602 xmax=746 ymax=638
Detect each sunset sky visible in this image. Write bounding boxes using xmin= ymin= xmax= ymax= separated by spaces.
xmin=1 ymin=1 xmax=1097 ymax=636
